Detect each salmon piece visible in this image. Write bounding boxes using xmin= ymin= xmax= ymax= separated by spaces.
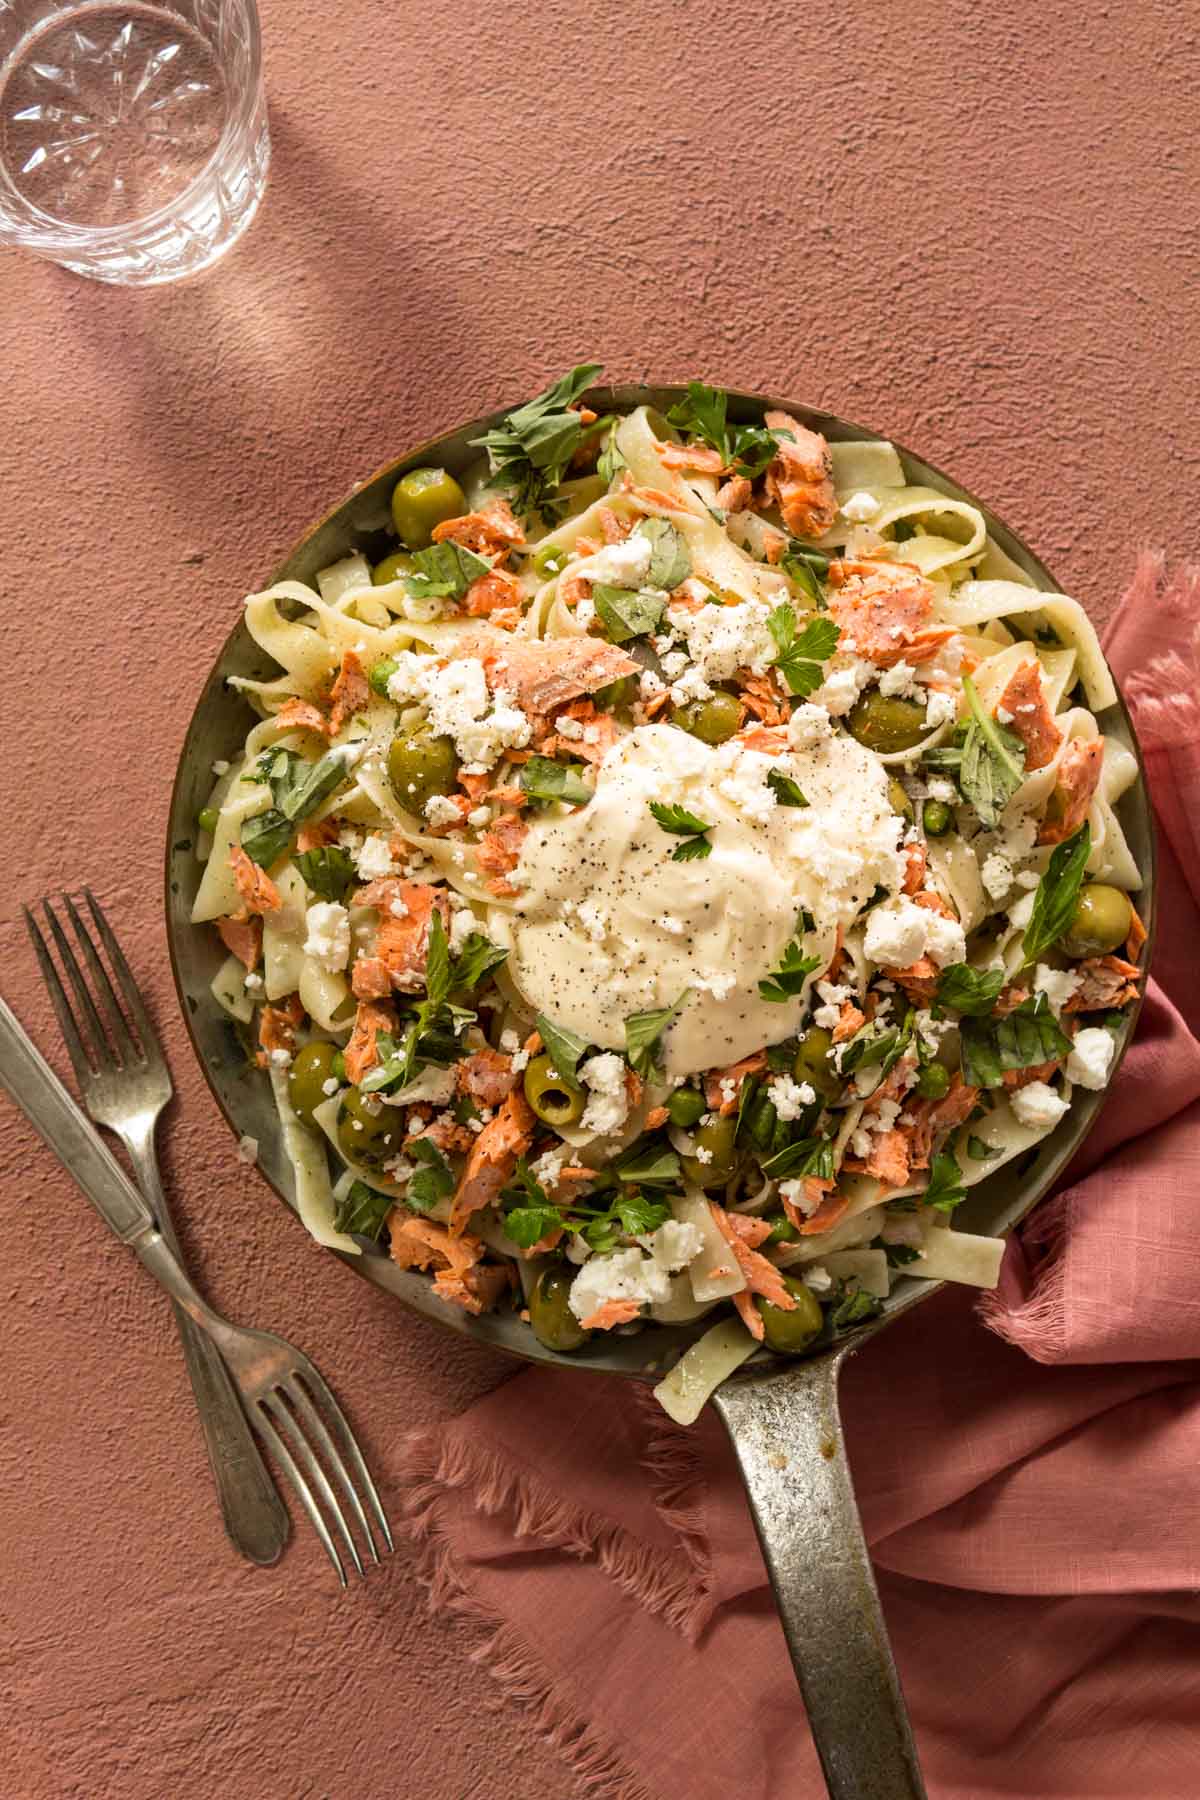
xmin=431 ymin=497 xmax=525 ymax=556
xmin=763 ymin=411 xmax=838 ymax=539
xmin=883 ymin=957 xmax=939 ymax=1005
xmin=344 ymin=998 xmax=398 ymax=1084
xmin=354 ymin=875 xmax=407 ymax=913
xmin=1039 ymin=738 xmax=1104 ymax=844
xmin=716 ymin=475 xmax=753 ymax=513
xmin=737 ymin=672 xmax=787 ymax=725
xmin=823 ymin=924 xmax=847 ymax=985
xmin=655 ymin=441 xmax=728 ymax=474
xmin=458 ymin=771 xmax=491 ymax=802
xmin=545 ymin=700 xmax=616 ymax=765
xmin=465 ymin=568 xmax=524 ymax=615
xmin=327 ymin=649 xmax=369 ymax=737
xmin=456 ymin=1048 xmax=518 ymax=1107
xmin=826 ymin=559 xmax=940 ymax=663
xmin=711 ymin=1202 xmax=796 ymax=1307
xmin=1003 ymin=1058 xmax=1061 ymax=1091
xmin=904 ymin=1076 xmax=979 ymax=1168
xmin=737 ymin=724 xmax=788 ymax=753
xmin=871 ymin=630 xmax=957 ymax=671
xmin=296 ymin=817 xmax=340 ymax=853
xmin=832 ymin=1002 xmax=865 ymax=1044
xmin=375 ymin=884 xmax=450 ymax=990
xmin=351 ymin=956 xmax=393 ymax=1001
xmin=388 ymin=1214 xmax=506 ymax=1315
xmin=434 ymin=1263 xmax=510 ymax=1316
xmin=411 ymin=1116 xmax=476 ymax=1155
xmin=216 ymin=913 xmax=262 ymax=969
xmin=865 ymin=1129 xmax=911 ymax=1187
xmin=476 ymin=813 xmax=528 ymax=876
xmin=732 ymin=1289 xmax=766 ymax=1341
xmin=275 ymin=698 xmax=330 ymax=736
xmin=424 ymin=794 xmax=473 ymax=836
xmin=625 ymin=482 xmax=700 ymax=516
xmin=1063 ymin=955 xmax=1141 ymax=1012
xmin=643 ymin=690 xmax=672 ymax=718
xmin=798 ymin=1190 xmax=850 ymax=1235
xmin=1125 ymin=906 xmax=1147 ymax=962
xmin=914 ymin=889 xmax=957 ymax=920
xmin=724 ymin=1212 xmax=774 ymax=1249
xmin=449 ymin=1088 xmax=536 ymax=1234
xmin=258 ymin=997 xmax=303 ymax=1061
xmin=705 ymin=1051 xmax=768 ymax=1114
xmin=645 ymin=1105 xmax=670 ymax=1129
xmin=580 ymin=1297 xmax=643 ymax=1331
xmin=474 ymin=636 xmax=640 ymax=717
xmin=229 ymin=845 xmax=282 ymax=912
xmin=903 ymin=842 xmax=927 ymax=895
xmin=998 ymin=661 xmax=1062 ymax=771
xmin=488 ymin=785 xmax=527 ymax=809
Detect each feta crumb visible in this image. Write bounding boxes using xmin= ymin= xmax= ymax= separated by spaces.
xmin=211 ymin=758 xmax=230 ymax=776
xmin=801 ymin=1264 xmax=834 ymax=1293
xmin=579 ymin=1052 xmax=630 ymax=1137
xmin=510 ymin=1049 xmax=530 ymax=1073
xmin=877 ymin=661 xmax=919 ymax=699
xmin=303 ymin=901 xmax=351 ymax=973
xmin=1010 ymin=1080 xmax=1070 ymax=1130
xmin=1066 ymin=1026 xmax=1116 ymax=1091
xmin=243 ymin=971 xmax=264 ymax=993
xmin=467 ymin=805 xmax=490 ymax=829
xmin=925 ymin=690 xmax=957 ymax=729
xmin=864 ymin=896 xmax=966 ymax=970
xmin=555 ymin=715 xmax=586 ymax=741
xmin=1034 ymin=963 xmax=1082 ymax=1016
xmin=1015 ymin=870 xmax=1041 ymax=889
xmin=778 ymin=1177 xmax=819 ymax=1218
xmin=425 ymin=794 xmax=465 ymax=829
xmin=499 ymin=1028 xmax=520 ymax=1054
xmin=771 ymin=1075 xmax=816 ymax=1120
xmin=694 ymin=1146 xmax=713 ymax=1165
xmin=787 ymin=703 xmax=835 ymax=748
xmin=235 ymin=1135 xmax=258 ymax=1165
xmin=926 ymin=777 xmax=957 ymax=804
xmin=840 ymin=490 xmax=880 ymax=522
xmin=321 ymin=1076 xmax=341 ymax=1096
xmin=269 ymin=1047 xmax=292 ymax=1068
xmin=448 ymin=907 xmax=478 ymax=952
xmin=531 ymin=1148 xmax=565 ymax=1186
xmin=980 ymin=851 xmax=1014 ymax=901
xmin=567 ymin=1224 xmax=694 ymax=1322
xmin=996 ymin=706 xmax=1014 ymax=724
xmin=810 ymin=659 xmax=873 ymax=718
xmin=355 ymin=833 xmax=395 ymax=879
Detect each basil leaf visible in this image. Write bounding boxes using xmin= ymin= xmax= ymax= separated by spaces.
xmin=967 ymin=1135 xmax=1000 ymax=1161
xmin=502 ymin=1204 xmax=564 ymax=1248
xmin=625 ymin=990 xmax=690 ymax=1079
xmin=521 ymin=757 xmax=592 ymax=805
xmin=280 ymin=747 xmax=356 ymax=824
xmin=766 ymin=769 xmax=808 ymax=807
xmin=592 ymin=584 xmax=667 ymax=644
xmin=837 ymin=1024 xmax=899 ymax=1075
xmin=760 ymin=1136 xmax=834 ymax=1180
xmin=959 ymin=993 xmax=1071 ymax=1089
xmin=613 ymin=1141 xmax=681 ymax=1187
xmin=830 ymin=1287 xmax=881 ymax=1330
xmin=935 ymin=963 xmax=1006 ymax=1017
xmin=1021 ymin=823 xmax=1092 ymax=967
xmin=451 ymin=932 xmax=508 ymax=990
xmin=535 ymin=1015 xmax=590 ymax=1090
xmin=671 ymin=835 xmax=712 ymax=863
xmin=597 ymin=422 xmax=626 ymax=486
xmin=649 ymin=801 xmax=713 ymax=836
xmin=923 ymin=1150 xmax=967 ymax=1212
xmin=333 ymin=1179 xmax=393 ymax=1240
xmin=240 ymin=808 xmax=292 ymax=868
xmin=471 ymin=362 xmax=604 ymax=521
xmin=758 ymin=937 xmax=821 ymax=1003
xmin=638 ymin=518 xmax=691 ymax=591
xmin=782 ymin=553 xmax=823 ymax=606
xmin=957 ymin=676 xmax=1026 ymax=828
xmin=294 ymin=845 xmax=356 ymax=902
xmin=404 ymin=1137 xmax=456 ymax=1214
xmin=404 ymin=540 xmax=491 ymax=601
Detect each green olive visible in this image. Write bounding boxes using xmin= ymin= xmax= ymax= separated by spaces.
xmin=1062 ymin=883 xmax=1133 ymax=958
xmin=369 ymin=656 xmax=398 ymax=698
xmin=288 ymin=1041 xmax=340 ymax=1128
xmin=523 ymin=1054 xmax=587 ymax=1128
xmin=532 ymin=542 xmax=569 ymax=578
xmin=667 ymin=1085 xmax=708 ymax=1129
xmin=529 ymin=1267 xmax=590 ymax=1352
xmin=846 ymin=691 xmax=930 ymax=754
xmin=757 ymin=1274 xmax=825 ymax=1355
xmin=337 ymin=1086 xmax=404 ymax=1171
xmin=915 ymin=1061 xmax=951 ymax=1100
xmin=681 ymin=1113 xmax=739 ymax=1187
xmin=387 ymin=725 xmax=460 ymax=813
xmin=922 ymin=799 xmax=953 ymax=837
xmin=372 ymin=550 xmax=415 ymax=586
xmin=793 ymin=1026 xmax=841 ymax=1102
xmin=390 ymin=468 xmax=467 ymax=550
xmin=887 ymin=777 xmax=914 ymax=823
xmin=197 ymin=805 xmax=219 ymax=835
xmin=672 ymin=691 xmax=742 ymax=745
xmin=763 ymin=1212 xmax=799 ymax=1244
xmin=594 ymin=674 xmax=637 ymax=711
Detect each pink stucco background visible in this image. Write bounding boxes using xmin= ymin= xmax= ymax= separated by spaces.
xmin=2 ymin=3 xmax=1198 ymax=1794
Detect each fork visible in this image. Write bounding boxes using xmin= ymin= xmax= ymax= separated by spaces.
xmin=0 ymin=982 xmax=394 ymax=1587
xmin=25 ymin=891 xmax=289 ymax=1567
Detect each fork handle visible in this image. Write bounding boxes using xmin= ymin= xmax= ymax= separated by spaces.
xmin=124 ymin=1126 xmax=290 ymax=1568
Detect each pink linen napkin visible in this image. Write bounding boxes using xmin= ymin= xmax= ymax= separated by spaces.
xmin=394 ymin=557 xmax=1200 ymax=1800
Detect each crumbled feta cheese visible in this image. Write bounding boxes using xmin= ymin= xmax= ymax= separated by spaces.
xmin=996 ymin=706 xmax=1014 ymax=724
xmin=1066 ymin=1026 xmax=1116 ymax=1091
xmin=926 ymin=777 xmax=957 ymax=804
xmin=355 ymin=832 xmax=395 ymax=879
xmin=384 ymin=651 xmax=429 ymax=706
xmin=863 ymin=896 xmax=966 ymax=970
xmin=660 ymin=651 xmax=690 ymax=679
xmin=694 ymin=968 xmax=737 ymax=1001
xmin=531 ymin=1148 xmax=565 ymax=1186
xmin=669 ymin=664 xmax=715 ymax=707
xmin=647 ymin=1219 xmax=703 ymax=1268
xmin=719 ymin=1077 xmax=738 ymax=1106
xmin=574 ymin=532 xmax=654 ymax=589
xmin=555 ymin=714 xmax=586 ymax=741
xmin=771 ymin=1075 xmax=816 ymax=1120
xmin=575 ymin=597 xmax=595 ymax=629
xmin=269 ymin=1047 xmax=292 ymax=1068
xmin=809 ymin=659 xmax=873 ymax=717
xmin=404 ymin=656 xmax=533 ymax=772
xmin=787 ymin=703 xmax=835 ymax=748
xmin=467 ymin=805 xmax=490 ymax=829
xmin=499 ymin=1028 xmax=520 ymax=1054
xmin=980 ymin=851 xmax=1014 ymax=901
xmin=211 ymin=758 xmax=230 ymax=776
xmin=840 ymin=490 xmax=880 ymax=522
xmin=638 ymin=669 xmax=666 ymax=701
xmin=235 ymin=1135 xmax=258 ymax=1165
xmin=243 ymin=970 xmax=264 ymax=992
xmin=924 ymin=690 xmax=957 ymax=729
xmin=321 ymin=1075 xmax=341 ymax=1096
xmin=1015 ymin=870 xmax=1041 ymax=890
xmin=510 ymin=1049 xmax=530 ymax=1073
xmin=694 ymin=1145 xmax=714 ymax=1164
xmin=303 ymin=901 xmax=351 ymax=973
xmin=778 ymin=1177 xmax=819 ymax=1218
xmin=579 ymin=1052 xmax=630 ymax=1137
xmin=715 ymin=748 xmax=776 ymax=823
xmin=801 ymin=1264 xmax=834 ymax=1293
xmin=877 ymin=661 xmax=919 ymax=699
xmin=567 ymin=1226 xmax=691 ymax=1322
xmin=669 ymin=595 xmax=776 ymax=681
xmin=425 ymin=794 xmax=465 ymax=829
xmin=1034 ymin=964 xmax=1082 ymax=1016
xmin=576 ymin=901 xmax=608 ymax=943
xmin=1010 ymin=1080 xmax=1070 ymax=1130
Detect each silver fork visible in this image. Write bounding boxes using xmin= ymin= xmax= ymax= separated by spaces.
xmin=0 ymin=978 xmax=394 ymax=1588
xmin=25 ymin=891 xmax=289 ymax=1567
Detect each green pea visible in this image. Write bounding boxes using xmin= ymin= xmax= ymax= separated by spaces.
xmin=667 ymin=1086 xmax=707 ymax=1129
xmin=757 ymin=1274 xmax=825 ymax=1355
xmin=372 ymin=550 xmax=415 ymax=586
xmin=763 ymin=1212 xmax=799 ymax=1244
xmin=337 ymin=1086 xmax=404 ymax=1171
xmin=681 ymin=1113 xmax=739 ymax=1188
xmin=197 ymin=805 xmax=219 ymax=835
xmin=390 ymin=468 xmax=467 ymax=550
xmin=288 ymin=1041 xmax=340 ymax=1128
xmin=532 ymin=542 xmax=569 ymax=578
xmin=1062 ymin=883 xmax=1133 ymax=958
xmin=523 ymin=1054 xmax=586 ymax=1128
xmin=528 ymin=1267 xmax=590 ymax=1352
xmin=846 ymin=691 xmax=930 ymax=755
xmin=387 ymin=725 xmax=460 ymax=813
xmin=922 ymin=799 xmax=953 ymax=837
xmin=672 ymin=691 xmax=742 ymax=745
xmin=369 ymin=656 xmax=399 ymax=698
xmin=915 ymin=1061 xmax=951 ymax=1100
xmin=594 ymin=674 xmax=637 ymax=711
xmin=793 ymin=1026 xmax=840 ymax=1102
xmin=331 ymin=1050 xmax=347 ymax=1083
xmin=887 ymin=777 xmax=914 ymax=822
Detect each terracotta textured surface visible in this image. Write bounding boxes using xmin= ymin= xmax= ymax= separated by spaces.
xmin=1 ymin=2 xmax=1197 ymax=1795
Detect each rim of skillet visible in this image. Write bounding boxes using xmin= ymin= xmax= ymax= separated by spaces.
xmin=164 ymin=380 xmax=1157 ymax=1384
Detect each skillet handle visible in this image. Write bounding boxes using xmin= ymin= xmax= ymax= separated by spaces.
xmin=711 ymin=1352 xmax=926 ymax=1800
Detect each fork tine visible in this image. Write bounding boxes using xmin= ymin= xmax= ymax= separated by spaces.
xmin=288 ymin=1376 xmax=380 ymax=1564
xmin=262 ymin=1390 xmax=365 ymax=1580
xmin=23 ymin=906 xmax=95 ymax=1087
xmin=61 ymin=893 xmax=140 ymax=1066
xmin=80 ymin=889 xmax=164 ymax=1071
xmin=40 ymin=900 xmax=121 ymax=1071
xmin=252 ymin=1401 xmax=348 ymax=1588
xmin=295 ymin=1364 xmax=394 ymax=1554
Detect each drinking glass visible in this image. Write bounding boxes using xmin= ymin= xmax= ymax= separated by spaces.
xmin=0 ymin=0 xmax=269 ymax=284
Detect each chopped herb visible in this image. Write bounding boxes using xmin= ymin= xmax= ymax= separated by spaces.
xmin=758 ymin=935 xmax=822 ymax=1003
xmin=423 ymin=908 xmax=451 ymax=1009
xmin=781 ymin=553 xmax=824 ymax=606
xmin=294 ymin=845 xmax=356 ymax=902
xmin=535 ymin=1014 xmax=590 ymax=1091
xmin=280 ymin=747 xmax=357 ymax=825
xmin=333 ymin=1179 xmax=393 ymax=1240
xmin=766 ymin=768 xmax=809 ymax=807
xmin=767 ymin=605 xmax=841 ymax=697
xmin=877 ymin=1238 xmax=921 ymax=1268
xmin=959 ymin=992 xmax=1071 ymax=1089
xmin=502 ymin=1203 xmax=564 ymax=1249
xmin=957 ymin=675 xmax=1027 ymax=828
xmin=669 ymin=834 xmax=713 ymax=863
xmin=404 ymin=540 xmax=491 ymax=602
xmin=625 ymin=990 xmax=690 ymax=1079
xmin=612 ymin=1141 xmax=682 ymax=1187
xmin=1021 ymin=823 xmax=1092 ymax=967
xmin=665 ymin=381 xmax=782 ymax=478
xmin=830 ymin=1287 xmax=882 ymax=1330
xmin=597 ymin=422 xmax=626 ymax=486
xmin=612 ymin=1191 xmax=671 ymax=1236
xmin=935 ymin=963 xmax=1006 ymax=1017
xmin=451 ymin=933 xmax=508 ymax=991
xmin=592 ymin=583 xmax=667 ymax=644
xmin=471 ymin=362 xmax=604 ymax=523
xmin=760 ymin=1136 xmax=834 ymax=1181
xmin=239 ymin=808 xmax=292 ymax=868
xmin=521 ymin=756 xmax=593 ymax=806
xmin=405 ymin=1137 xmax=456 ymax=1214
xmin=967 ymin=1135 xmax=1000 ymax=1161
xmin=923 ymin=1150 xmax=967 ymax=1212
xmin=638 ymin=517 xmax=691 ymax=591
xmin=648 ymin=800 xmax=713 ymax=860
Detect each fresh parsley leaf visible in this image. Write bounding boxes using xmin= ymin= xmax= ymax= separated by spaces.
xmin=625 ymin=991 xmax=690 ymax=1079
xmin=638 ymin=518 xmax=691 ymax=591
xmin=470 ymin=363 xmax=604 ymax=522
xmin=613 ymin=1192 xmax=671 ymax=1236
xmin=668 ymin=834 xmax=710 ymax=862
xmin=423 ymin=908 xmax=451 ymax=1009
xmin=535 ymin=1015 xmax=590 ymax=1091
xmin=649 ymin=801 xmax=712 ymax=835
xmin=767 ymin=605 xmax=841 ymax=696
xmin=959 ymin=992 xmax=1071 ymax=1089
xmin=923 ymin=1150 xmax=967 ymax=1212
xmin=766 ymin=769 xmax=808 ymax=807
xmin=1021 ymin=823 xmax=1092 ymax=967
xmin=240 ymin=808 xmax=292 ymax=868
xmin=406 ymin=1137 xmax=456 ymax=1214
xmin=333 ymin=1179 xmax=393 ymax=1240
xmin=613 ymin=1141 xmax=681 ymax=1186
xmin=935 ymin=963 xmax=1006 ymax=1017
xmin=760 ymin=1136 xmax=834 ymax=1181
xmin=294 ymin=844 xmax=356 ymax=902
xmin=592 ymin=583 xmax=667 ymax=644
xmin=957 ymin=675 xmax=1026 ymax=828
xmin=967 ymin=1135 xmax=1000 ymax=1161
xmin=758 ymin=935 xmax=822 ymax=1003
xmin=830 ymin=1287 xmax=882 ymax=1330
xmin=521 ymin=756 xmax=592 ymax=806
xmin=664 ymin=382 xmax=782 ymax=477
xmin=501 ymin=1155 xmax=550 ymax=1209
xmin=597 ymin=422 xmax=626 ymax=486
xmin=503 ymin=1204 xmax=564 ymax=1248
xmin=404 ymin=540 xmax=491 ymax=602
xmin=451 ymin=932 xmax=508 ymax=991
